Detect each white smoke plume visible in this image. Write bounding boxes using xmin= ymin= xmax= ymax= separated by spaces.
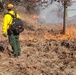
xmin=38 ymin=0 xmax=64 ymax=25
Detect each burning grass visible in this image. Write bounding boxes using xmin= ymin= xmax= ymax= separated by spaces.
xmin=0 ymin=12 xmax=76 ymax=75
xmin=43 ymin=26 xmax=76 ymax=41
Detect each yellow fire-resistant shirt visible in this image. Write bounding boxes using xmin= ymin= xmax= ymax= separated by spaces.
xmin=2 ymin=10 xmax=20 ymax=34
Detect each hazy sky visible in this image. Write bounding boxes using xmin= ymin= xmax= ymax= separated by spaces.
xmin=67 ymin=0 xmax=76 ymax=17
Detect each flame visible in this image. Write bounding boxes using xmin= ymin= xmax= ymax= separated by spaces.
xmin=43 ymin=26 xmax=76 ymax=41
xmin=19 ymin=38 xmax=25 ymax=41
xmin=33 ymin=14 xmax=39 ymax=19
xmin=28 ymin=36 xmax=35 ymax=41
xmin=19 ymin=26 xmax=76 ymax=42
xmin=32 ymin=15 xmax=46 ymax=19
xmin=19 ymin=37 xmax=35 ymax=42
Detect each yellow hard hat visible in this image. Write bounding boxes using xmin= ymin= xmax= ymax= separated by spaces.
xmin=7 ymin=3 xmax=14 ymax=9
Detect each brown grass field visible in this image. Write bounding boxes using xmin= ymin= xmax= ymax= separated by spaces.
xmin=0 ymin=9 xmax=76 ymax=75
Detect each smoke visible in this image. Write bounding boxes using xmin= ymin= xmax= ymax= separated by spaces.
xmin=38 ymin=1 xmax=64 ymax=25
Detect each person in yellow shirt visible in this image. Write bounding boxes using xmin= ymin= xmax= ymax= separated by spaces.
xmin=2 ymin=3 xmax=21 ymax=57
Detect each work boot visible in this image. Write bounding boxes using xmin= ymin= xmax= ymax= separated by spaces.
xmin=18 ymin=52 xmax=21 ymax=56
xmin=14 ymin=54 xmax=18 ymax=58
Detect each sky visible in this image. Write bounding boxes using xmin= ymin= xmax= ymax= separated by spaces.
xmin=67 ymin=0 xmax=76 ymax=17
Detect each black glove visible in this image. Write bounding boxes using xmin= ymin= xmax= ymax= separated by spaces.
xmin=2 ymin=34 xmax=7 ymax=37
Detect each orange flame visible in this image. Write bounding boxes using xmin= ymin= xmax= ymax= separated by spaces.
xmin=19 ymin=25 xmax=76 ymax=42
xmin=28 ymin=36 xmax=35 ymax=41
xmin=33 ymin=15 xmax=39 ymax=19
xmin=19 ymin=37 xmax=35 ymax=42
xmin=19 ymin=38 xmax=25 ymax=41
xmin=33 ymin=15 xmax=46 ymax=19
xmin=43 ymin=26 xmax=76 ymax=41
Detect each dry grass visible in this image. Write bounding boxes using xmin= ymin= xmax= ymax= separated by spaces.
xmin=0 ymin=10 xmax=76 ymax=75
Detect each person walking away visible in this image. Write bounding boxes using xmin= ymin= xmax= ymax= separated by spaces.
xmin=2 ymin=3 xmax=21 ymax=57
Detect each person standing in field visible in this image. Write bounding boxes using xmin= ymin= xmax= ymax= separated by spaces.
xmin=2 ymin=3 xmax=21 ymax=57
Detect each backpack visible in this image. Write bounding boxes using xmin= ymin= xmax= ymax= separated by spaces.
xmin=7 ymin=13 xmax=24 ymax=34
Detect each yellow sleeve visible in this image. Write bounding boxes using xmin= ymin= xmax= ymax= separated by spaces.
xmin=17 ymin=14 xmax=20 ymax=18
xmin=2 ymin=13 xmax=20 ymax=34
xmin=2 ymin=14 xmax=12 ymax=34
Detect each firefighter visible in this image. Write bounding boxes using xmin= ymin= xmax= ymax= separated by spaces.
xmin=2 ymin=3 xmax=21 ymax=57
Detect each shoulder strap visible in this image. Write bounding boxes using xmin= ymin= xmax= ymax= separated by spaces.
xmin=6 ymin=12 xmax=17 ymax=18
xmin=6 ymin=12 xmax=17 ymax=26
xmin=6 ymin=13 xmax=14 ymax=18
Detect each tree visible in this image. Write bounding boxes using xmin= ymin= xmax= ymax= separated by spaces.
xmin=61 ymin=0 xmax=72 ymax=34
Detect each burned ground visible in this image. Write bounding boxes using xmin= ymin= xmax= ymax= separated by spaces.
xmin=0 ymin=10 xmax=76 ymax=75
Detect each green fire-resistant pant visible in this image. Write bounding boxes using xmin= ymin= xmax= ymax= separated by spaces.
xmin=8 ymin=34 xmax=21 ymax=56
